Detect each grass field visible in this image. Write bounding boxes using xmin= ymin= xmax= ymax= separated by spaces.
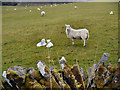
xmin=2 ymin=2 xmax=118 ymax=74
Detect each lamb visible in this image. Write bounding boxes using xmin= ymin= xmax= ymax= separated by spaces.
xmin=41 ymin=11 xmax=45 ymax=16
xmin=46 ymin=39 xmax=54 ymax=48
xmin=65 ymin=24 xmax=89 ymax=47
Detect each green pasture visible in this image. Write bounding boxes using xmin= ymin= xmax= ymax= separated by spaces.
xmin=2 ymin=2 xmax=118 ymax=74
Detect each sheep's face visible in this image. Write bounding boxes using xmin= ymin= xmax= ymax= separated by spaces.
xmin=65 ymin=24 xmax=71 ymax=36
xmin=65 ymin=24 xmax=71 ymax=30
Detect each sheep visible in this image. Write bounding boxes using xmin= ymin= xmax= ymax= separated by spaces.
xmin=41 ymin=11 xmax=45 ymax=16
xmin=65 ymin=24 xmax=89 ymax=47
xmin=46 ymin=39 xmax=54 ymax=48
xmin=14 ymin=8 xmax=16 ymax=10
xmin=110 ymin=11 xmax=113 ymax=15
xmin=36 ymin=39 xmax=46 ymax=47
xmin=37 ymin=8 xmax=40 ymax=11
xmin=74 ymin=6 xmax=77 ymax=9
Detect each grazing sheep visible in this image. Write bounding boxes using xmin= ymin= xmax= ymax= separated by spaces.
xmin=74 ymin=6 xmax=77 ymax=9
xmin=41 ymin=11 xmax=45 ymax=16
xmin=29 ymin=10 xmax=32 ymax=12
xmin=37 ymin=8 xmax=40 ymax=11
xmin=14 ymin=8 xmax=16 ymax=10
xmin=65 ymin=24 xmax=89 ymax=47
xmin=110 ymin=11 xmax=113 ymax=15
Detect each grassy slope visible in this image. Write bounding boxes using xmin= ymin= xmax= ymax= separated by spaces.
xmin=2 ymin=2 xmax=118 ymax=73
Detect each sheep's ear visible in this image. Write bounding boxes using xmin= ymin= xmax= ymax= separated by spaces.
xmin=70 ymin=25 xmax=71 ymax=27
xmin=65 ymin=24 xmax=67 ymax=26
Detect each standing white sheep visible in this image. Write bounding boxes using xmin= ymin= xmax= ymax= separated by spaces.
xmin=41 ymin=11 xmax=45 ymax=16
xmin=65 ymin=24 xmax=89 ymax=47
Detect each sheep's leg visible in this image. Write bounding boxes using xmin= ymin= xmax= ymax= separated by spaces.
xmin=72 ymin=39 xmax=74 ymax=45
xmin=83 ymin=40 xmax=86 ymax=47
xmin=86 ymin=40 xmax=88 ymax=46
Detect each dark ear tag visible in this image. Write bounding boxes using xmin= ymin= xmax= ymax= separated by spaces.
xmin=70 ymin=25 xmax=71 ymax=27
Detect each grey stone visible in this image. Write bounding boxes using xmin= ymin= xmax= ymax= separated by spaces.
xmin=8 ymin=66 xmax=27 ymax=77
xmin=95 ymin=53 xmax=110 ymax=72
xmin=87 ymin=64 xmax=97 ymax=88
xmin=80 ymin=67 xmax=85 ymax=81
xmin=98 ymin=53 xmax=110 ymax=65
xmin=27 ymin=67 xmax=35 ymax=74
xmin=37 ymin=60 xmax=46 ymax=76
xmin=59 ymin=56 xmax=66 ymax=69
xmin=6 ymin=66 xmax=27 ymax=88
xmin=50 ymin=66 xmax=55 ymax=71
xmin=2 ymin=71 xmax=12 ymax=87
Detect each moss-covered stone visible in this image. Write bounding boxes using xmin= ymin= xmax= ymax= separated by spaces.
xmin=94 ymin=64 xmax=107 ymax=88
xmin=30 ymin=69 xmax=42 ymax=81
xmin=71 ymin=64 xmax=85 ymax=88
xmin=37 ymin=62 xmax=60 ymax=89
xmin=6 ymin=70 xmax=25 ymax=87
xmin=25 ymin=74 xmax=42 ymax=89
xmin=51 ymin=68 xmax=70 ymax=89
xmin=3 ymin=58 xmax=120 ymax=89
xmin=62 ymin=63 xmax=81 ymax=89
xmin=111 ymin=60 xmax=120 ymax=88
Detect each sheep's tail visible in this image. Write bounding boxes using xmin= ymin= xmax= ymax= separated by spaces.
xmin=86 ymin=30 xmax=89 ymax=40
